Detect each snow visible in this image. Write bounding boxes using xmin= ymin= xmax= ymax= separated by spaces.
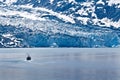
xmin=1 ymin=4 xmax=119 ymax=28
xmin=91 ymin=13 xmax=97 ymax=18
xmin=68 ymin=0 xmax=76 ymax=3
xmin=96 ymin=0 xmax=105 ymax=5
xmin=77 ymin=1 xmax=95 ymax=16
xmin=0 ymin=1 xmax=119 ymax=29
xmin=2 ymin=34 xmax=13 ymax=38
xmin=57 ymin=1 xmax=62 ymax=7
xmin=0 ymin=6 xmax=45 ymax=21
xmin=75 ymin=13 xmax=120 ymax=28
xmin=30 ymin=7 xmax=75 ymax=23
xmin=100 ymin=18 xmax=120 ymax=28
xmin=111 ymin=20 xmax=120 ymax=28
xmin=0 ymin=0 xmax=17 ymax=5
xmin=8 ymin=42 xmax=14 ymax=45
xmin=50 ymin=0 xmax=54 ymax=4
xmin=19 ymin=4 xmax=33 ymax=8
xmin=1 ymin=33 xmax=23 ymax=47
xmin=81 ymin=1 xmax=94 ymax=7
xmin=0 ymin=39 xmax=4 ymax=45
xmin=74 ymin=1 xmax=120 ymax=28
xmin=38 ymin=0 xmax=41 ymax=3
xmin=0 ymin=0 xmax=3 ymax=2
xmin=18 ymin=5 xmax=75 ymax=23
xmin=107 ymin=0 xmax=120 ymax=6
xmin=77 ymin=17 xmax=90 ymax=25
xmin=77 ymin=8 xmax=88 ymax=16
xmin=92 ymin=18 xmax=120 ymax=28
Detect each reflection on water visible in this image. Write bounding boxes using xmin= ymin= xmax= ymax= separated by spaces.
xmin=0 ymin=48 xmax=120 ymax=80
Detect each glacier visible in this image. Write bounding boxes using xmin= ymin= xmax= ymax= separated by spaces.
xmin=0 ymin=0 xmax=120 ymax=47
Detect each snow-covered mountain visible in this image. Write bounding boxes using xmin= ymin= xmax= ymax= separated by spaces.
xmin=0 ymin=0 xmax=120 ymax=47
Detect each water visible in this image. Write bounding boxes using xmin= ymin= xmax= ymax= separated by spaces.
xmin=0 ymin=48 xmax=120 ymax=80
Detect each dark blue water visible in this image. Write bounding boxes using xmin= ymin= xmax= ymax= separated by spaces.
xmin=0 ymin=48 xmax=120 ymax=80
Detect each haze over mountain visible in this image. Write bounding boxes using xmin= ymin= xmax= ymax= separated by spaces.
xmin=0 ymin=0 xmax=120 ymax=47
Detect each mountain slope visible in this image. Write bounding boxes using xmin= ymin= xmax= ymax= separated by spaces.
xmin=0 ymin=0 xmax=120 ymax=47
